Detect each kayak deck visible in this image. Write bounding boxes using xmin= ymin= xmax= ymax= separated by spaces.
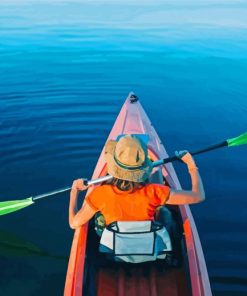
xmin=96 ymin=266 xmax=190 ymax=296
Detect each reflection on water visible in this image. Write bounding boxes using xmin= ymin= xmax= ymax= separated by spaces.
xmin=0 ymin=229 xmax=67 ymax=260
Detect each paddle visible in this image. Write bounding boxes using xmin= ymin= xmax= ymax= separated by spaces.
xmin=0 ymin=131 xmax=246 ymax=216
xmin=155 ymin=131 xmax=247 ymax=165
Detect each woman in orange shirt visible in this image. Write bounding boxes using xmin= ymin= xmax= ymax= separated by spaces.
xmin=69 ymin=135 xmax=205 ymax=230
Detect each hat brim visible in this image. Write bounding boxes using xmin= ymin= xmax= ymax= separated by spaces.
xmin=104 ymin=140 xmax=153 ymax=183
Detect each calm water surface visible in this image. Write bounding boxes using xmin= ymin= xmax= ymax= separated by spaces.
xmin=0 ymin=1 xmax=247 ymax=295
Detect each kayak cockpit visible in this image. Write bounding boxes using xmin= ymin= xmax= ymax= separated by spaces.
xmin=82 ymin=166 xmax=192 ymax=296
xmin=83 ymin=207 xmax=192 ymax=296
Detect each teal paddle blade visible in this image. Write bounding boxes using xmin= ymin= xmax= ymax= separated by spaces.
xmin=0 ymin=197 xmax=34 ymax=216
xmin=227 ymin=132 xmax=247 ymax=147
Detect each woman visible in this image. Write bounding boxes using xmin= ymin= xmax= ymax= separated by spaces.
xmin=69 ymin=134 xmax=205 ymax=230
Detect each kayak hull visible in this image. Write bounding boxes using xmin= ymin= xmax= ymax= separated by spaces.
xmin=64 ymin=93 xmax=212 ymax=296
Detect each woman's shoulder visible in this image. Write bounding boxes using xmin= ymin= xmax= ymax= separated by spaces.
xmin=144 ymin=183 xmax=169 ymax=190
xmin=86 ymin=184 xmax=113 ymax=202
xmin=91 ymin=184 xmax=115 ymax=194
xmin=142 ymin=183 xmax=170 ymax=195
xmin=142 ymin=183 xmax=170 ymax=205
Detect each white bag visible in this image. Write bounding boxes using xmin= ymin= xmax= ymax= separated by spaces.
xmin=99 ymin=221 xmax=172 ymax=263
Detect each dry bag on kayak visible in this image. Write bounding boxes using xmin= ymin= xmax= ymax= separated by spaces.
xmin=99 ymin=221 xmax=172 ymax=263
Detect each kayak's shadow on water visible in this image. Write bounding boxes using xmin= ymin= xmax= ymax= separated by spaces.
xmin=0 ymin=228 xmax=67 ymax=260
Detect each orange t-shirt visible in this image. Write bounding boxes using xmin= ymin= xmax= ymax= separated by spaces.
xmin=85 ymin=184 xmax=170 ymax=225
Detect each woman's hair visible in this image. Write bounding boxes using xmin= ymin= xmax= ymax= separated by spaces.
xmin=103 ymin=177 xmax=149 ymax=192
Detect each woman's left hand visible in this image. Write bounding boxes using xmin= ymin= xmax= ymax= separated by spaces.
xmin=71 ymin=179 xmax=88 ymax=192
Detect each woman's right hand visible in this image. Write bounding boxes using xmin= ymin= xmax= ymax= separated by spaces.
xmin=71 ymin=179 xmax=88 ymax=192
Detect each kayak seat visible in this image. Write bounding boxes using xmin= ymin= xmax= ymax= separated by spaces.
xmin=156 ymin=206 xmax=183 ymax=267
xmin=150 ymin=164 xmax=183 ymax=266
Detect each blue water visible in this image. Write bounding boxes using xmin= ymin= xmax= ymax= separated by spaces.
xmin=0 ymin=1 xmax=247 ymax=295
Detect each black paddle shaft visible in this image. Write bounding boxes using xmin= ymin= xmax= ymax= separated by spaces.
xmin=162 ymin=140 xmax=228 ymax=164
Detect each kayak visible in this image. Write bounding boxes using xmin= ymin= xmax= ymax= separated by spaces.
xmin=64 ymin=93 xmax=212 ymax=296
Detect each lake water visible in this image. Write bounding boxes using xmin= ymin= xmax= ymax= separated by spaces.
xmin=0 ymin=1 xmax=247 ymax=295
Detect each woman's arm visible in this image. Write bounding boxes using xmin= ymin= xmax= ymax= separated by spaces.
xmin=166 ymin=152 xmax=205 ymax=205
xmin=69 ymin=179 xmax=97 ymax=229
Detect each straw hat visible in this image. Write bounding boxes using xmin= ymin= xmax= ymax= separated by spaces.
xmin=104 ymin=135 xmax=153 ymax=182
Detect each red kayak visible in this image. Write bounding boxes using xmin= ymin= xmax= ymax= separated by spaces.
xmin=64 ymin=93 xmax=212 ymax=296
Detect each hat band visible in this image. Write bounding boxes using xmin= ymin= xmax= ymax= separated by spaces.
xmin=113 ymin=154 xmax=148 ymax=171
